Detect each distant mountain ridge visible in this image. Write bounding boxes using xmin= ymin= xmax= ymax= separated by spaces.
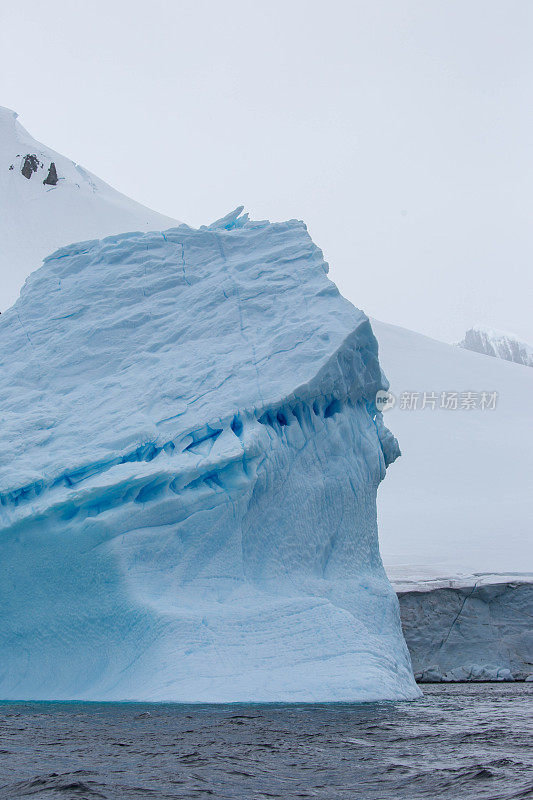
xmin=457 ymin=326 xmax=533 ymax=367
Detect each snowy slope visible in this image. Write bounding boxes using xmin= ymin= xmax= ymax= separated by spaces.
xmin=0 ymin=107 xmax=179 ymax=311
xmin=373 ymin=320 xmax=533 ymax=581
xmin=0 ymin=209 xmax=418 ymax=702
xmin=457 ymin=326 xmax=533 ymax=368
xmin=374 ymin=322 xmax=533 ymax=680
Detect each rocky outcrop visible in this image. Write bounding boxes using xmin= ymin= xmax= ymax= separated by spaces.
xmin=457 ymin=327 xmax=533 ymax=368
xmin=43 ymin=162 xmax=58 ymax=185
xmin=21 ymin=153 xmax=41 ymax=179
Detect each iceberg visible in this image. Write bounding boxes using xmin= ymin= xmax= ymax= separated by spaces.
xmin=0 ymin=208 xmax=418 ymax=702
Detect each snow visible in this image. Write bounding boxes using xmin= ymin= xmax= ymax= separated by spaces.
xmin=372 ymin=321 xmax=533 ymax=680
xmin=373 ymin=320 xmax=533 ymax=580
xmin=0 ymin=209 xmax=418 ymax=702
xmin=0 ymin=107 xmax=179 ymax=311
xmin=457 ymin=325 xmax=533 ymax=368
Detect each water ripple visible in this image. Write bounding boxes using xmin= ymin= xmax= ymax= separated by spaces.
xmin=0 ymin=684 xmax=531 ymax=799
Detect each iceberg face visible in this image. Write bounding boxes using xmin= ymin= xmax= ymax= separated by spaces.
xmin=0 ymin=209 xmax=418 ymax=701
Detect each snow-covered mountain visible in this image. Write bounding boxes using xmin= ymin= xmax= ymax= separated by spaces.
xmin=457 ymin=326 xmax=533 ymax=368
xmin=375 ymin=320 xmax=533 ymax=681
xmin=0 ymin=107 xmax=179 ymax=311
xmin=375 ymin=319 xmax=533 ymax=580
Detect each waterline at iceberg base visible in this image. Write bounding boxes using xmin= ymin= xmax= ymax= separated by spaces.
xmin=0 ymin=209 xmax=419 ymax=702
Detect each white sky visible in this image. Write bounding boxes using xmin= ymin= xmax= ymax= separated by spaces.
xmin=1 ymin=0 xmax=532 ymax=343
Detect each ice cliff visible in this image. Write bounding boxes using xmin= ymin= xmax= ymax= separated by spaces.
xmin=396 ymin=576 xmax=533 ymax=682
xmin=0 ymin=208 xmax=418 ymax=702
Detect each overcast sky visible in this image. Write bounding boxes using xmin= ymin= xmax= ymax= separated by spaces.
xmin=1 ymin=0 xmax=532 ymax=343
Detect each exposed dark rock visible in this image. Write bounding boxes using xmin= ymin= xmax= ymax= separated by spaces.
xmin=458 ymin=328 xmax=533 ymax=368
xmin=21 ymin=154 xmax=41 ymax=180
xmin=43 ymin=162 xmax=58 ymax=186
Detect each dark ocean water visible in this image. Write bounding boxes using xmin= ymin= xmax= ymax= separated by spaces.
xmin=0 ymin=684 xmax=531 ymax=800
